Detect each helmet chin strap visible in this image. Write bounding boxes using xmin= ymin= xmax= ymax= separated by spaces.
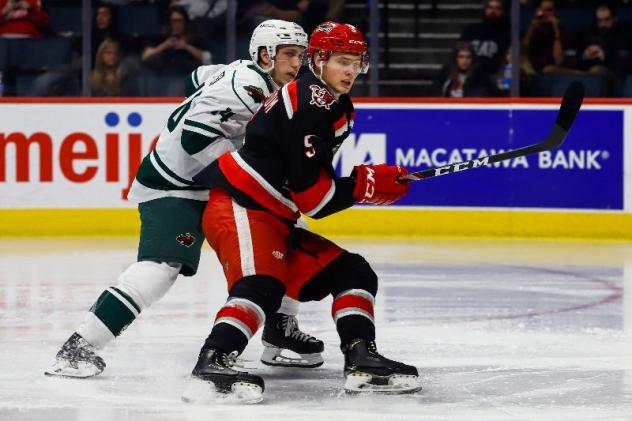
xmin=310 ymin=55 xmax=339 ymax=100
xmin=255 ymin=52 xmax=281 ymax=90
xmin=267 ymin=65 xmax=281 ymax=90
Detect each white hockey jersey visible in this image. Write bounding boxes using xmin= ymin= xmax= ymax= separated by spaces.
xmin=128 ymin=60 xmax=275 ymax=203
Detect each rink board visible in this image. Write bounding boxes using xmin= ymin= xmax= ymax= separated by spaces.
xmin=0 ymin=98 xmax=631 ymax=239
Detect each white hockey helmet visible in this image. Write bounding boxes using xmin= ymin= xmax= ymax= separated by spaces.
xmin=249 ymin=19 xmax=308 ymax=70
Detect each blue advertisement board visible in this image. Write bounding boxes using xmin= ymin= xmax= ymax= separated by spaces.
xmin=337 ymin=107 xmax=623 ymax=210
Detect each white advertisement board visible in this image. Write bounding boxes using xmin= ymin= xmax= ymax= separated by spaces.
xmin=1 ymin=103 xmax=173 ymax=208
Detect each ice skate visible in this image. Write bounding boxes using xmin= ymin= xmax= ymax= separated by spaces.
xmin=261 ymin=313 xmax=324 ymax=368
xmin=183 ymin=348 xmax=264 ymax=404
xmin=44 ymin=333 xmax=106 ymax=378
xmin=341 ymin=339 xmax=422 ymax=394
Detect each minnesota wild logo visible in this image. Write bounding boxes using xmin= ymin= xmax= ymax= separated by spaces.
xmin=244 ymin=85 xmax=265 ymax=103
xmin=176 ymin=233 xmax=196 ymax=247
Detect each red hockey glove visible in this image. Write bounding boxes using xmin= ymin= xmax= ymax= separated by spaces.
xmin=352 ymin=164 xmax=410 ymax=205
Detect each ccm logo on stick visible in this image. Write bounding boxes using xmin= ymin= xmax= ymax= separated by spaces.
xmin=434 ymin=156 xmax=490 ymax=176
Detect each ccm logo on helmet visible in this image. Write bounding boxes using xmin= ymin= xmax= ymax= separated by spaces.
xmin=316 ymin=22 xmax=335 ymax=33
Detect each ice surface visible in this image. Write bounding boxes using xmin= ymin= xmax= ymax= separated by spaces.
xmin=1 ymin=238 xmax=631 ymax=420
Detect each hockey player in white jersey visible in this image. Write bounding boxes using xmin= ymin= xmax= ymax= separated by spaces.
xmin=45 ymin=20 xmax=322 ymax=379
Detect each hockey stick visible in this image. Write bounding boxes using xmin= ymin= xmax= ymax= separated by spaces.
xmin=401 ymin=81 xmax=585 ymax=182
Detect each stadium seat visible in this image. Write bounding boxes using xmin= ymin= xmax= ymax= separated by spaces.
xmin=549 ymin=74 xmax=604 ymax=97
xmin=8 ymin=38 xmax=74 ymax=71
xmin=526 ymin=75 xmax=552 ymax=97
xmin=15 ymin=74 xmax=39 ymax=96
xmin=623 ymin=75 xmax=632 ymax=98
xmin=46 ymin=3 xmax=82 ymax=35
xmin=521 ymin=7 xmax=595 ymax=32
xmin=616 ymin=7 xmax=632 ymax=23
xmin=0 ymin=39 xmax=8 ymax=71
xmin=118 ymin=4 xmax=161 ymax=37
xmin=519 ymin=7 xmax=535 ymax=31
xmin=528 ymin=74 xmax=605 ymax=97
xmin=559 ymin=9 xmax=594 ymax=32
xmin=16 ymin=71 xmax=80 ymax=96
xmin=142 ymin=75 xmax=185 ymax=97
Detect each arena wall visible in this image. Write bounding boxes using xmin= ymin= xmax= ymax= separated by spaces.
xmin=1 ymin=98 xmax=630 ymax=240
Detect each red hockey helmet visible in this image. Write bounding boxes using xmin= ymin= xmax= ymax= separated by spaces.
xmin=307 ymin=22 xmax=369 ymax=74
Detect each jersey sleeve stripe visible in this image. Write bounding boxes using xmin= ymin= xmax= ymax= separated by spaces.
xmin=193 ymin=68 xmax=200 ymax=87
xmin=287 ymin=80 xmax=298 ymax=112
xmin=231 ymin=70 xmax=255 ymax=114
xmin=333 ymin=114 xmax=347 ymax=130
xmin=181 ymin=129 xmax=221 ymax=155
xmin=183 ymin=119 xmax=225 ymax=138
xmin=184 ymin=74 xmax=196 ymax=97
xmin=218 ymin=152 xmax=300 ymax=221
xmin=150 ymin=149 xmax=194 ymax=186
xmin=290 ymin=168 xmax=336 ymax=217
xmin=135 ymin=155 xmax=195 ymax=190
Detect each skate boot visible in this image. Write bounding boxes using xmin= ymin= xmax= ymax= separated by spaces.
xmin=184 ymin=348 xmax=264 ymax=404
xmin=44 ymin=333 xmax=106 ymax=378
xmin=261 ymin=313 xmax=324 ymax=368
xmin=341 ymin=338 xmax=422 ymax=394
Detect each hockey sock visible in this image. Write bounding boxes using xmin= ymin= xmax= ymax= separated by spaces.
xmin=203 ymin=275 xmax=284 ymax=354
xmin=84 ymin=287 xmax=141 ymax=342
xmin=332 ymin=289 xmax=376 ymax=343
xmin=77 ymin=261 xmax=180 ymax=348
xmin=204 ymin=297 xmax=265 ymax=354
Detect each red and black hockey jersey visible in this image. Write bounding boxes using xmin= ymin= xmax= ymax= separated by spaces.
xmin=194 ymin=70 xmax=358 ymax=221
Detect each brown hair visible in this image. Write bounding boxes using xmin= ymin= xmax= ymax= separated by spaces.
xmin=447 ymin=41 xmax=477 ymax=81
xmin=91 ymin=38 xmax=122 ymax=96
xmin=167 ymin=6 xmax=195 ymax=43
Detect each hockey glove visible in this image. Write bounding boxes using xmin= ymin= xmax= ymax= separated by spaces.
xmin=352 ymin=164 xmax=410 ymax=205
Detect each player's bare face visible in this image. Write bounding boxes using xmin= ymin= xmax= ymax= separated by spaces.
xmin=271 ymin=46 xmax=305 ymax=86
xmin=322 ymin=53 xmax=362 ymax=97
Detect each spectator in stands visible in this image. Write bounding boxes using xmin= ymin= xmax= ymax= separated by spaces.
xmin=574 ymin=4 xmax=631 ymax=95
xmin=240 ymin=0 xmax=327 ymax=33
xmin=172 ymin=0 xmax=227 ymax=23
xmin=521 ymin=0 xmax=577 ymax=76
xmin=0 ymin=0 xmax=49 ymax=38
xmin=242 ymin=0 xmax=303 ymax=27
xmin=432 ymin=41 xmax=499 ymax=97
xmin=142 ymin=5 xmax=211 ymax=75
xmin=239 ymin=0 xmax=310 ymax=29
xmin=519 ymin=0 xmax=602 ymax=6
xmin=579 ymin=4 xmax=628 ymax=76
xmin=460 ymin=0 xmax=510 ymax=76
xmin=170 ymin=0 xmax=227 ymax=47
xmin=92 ymin=38 xmax=140 ymax=96
xmin=299 ymin=0 xmax=329 ymax=34
xmin=92 ymin=4 xmax=124 ymax=64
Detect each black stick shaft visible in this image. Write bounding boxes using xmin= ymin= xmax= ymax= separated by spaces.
xmin=401 ymin=82 xmax=584 ymax=182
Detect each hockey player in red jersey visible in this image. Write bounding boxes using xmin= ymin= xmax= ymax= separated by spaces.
xmin=187 ymin=21 xmax=421 ymax=402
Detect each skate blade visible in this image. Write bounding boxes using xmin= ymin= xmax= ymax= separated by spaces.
xmin=44 ymin=360 xmax=103 ymax=378
xmin=182 ymin=377 xmax=263 ymax=405
xmin=344 ymin=373 xmax=422 ymax=395
xmin=261 ymin=346 xmax=323 ymax=368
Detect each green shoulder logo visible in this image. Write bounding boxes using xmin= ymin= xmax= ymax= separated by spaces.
xmin=244 ymin=85 xmax=265 ymax=103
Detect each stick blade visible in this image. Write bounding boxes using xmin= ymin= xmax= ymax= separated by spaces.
xmin=555 ymin=81 xmax=584 ymax=131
